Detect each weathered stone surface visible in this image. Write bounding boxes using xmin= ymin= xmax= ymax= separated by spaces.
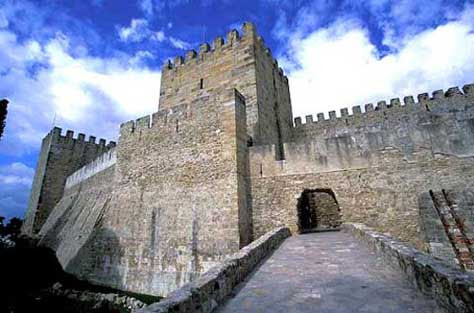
xmin=137 ymin=227 xmax=290 ymax=313
xmin=48 ymin=282 xmax=147 ymax=312
xmin=344 ymin=223 xmax=474 ymax=313
xmin=23 ymin=128 xmax=115 ymax=234
xmin=216 ymin=231 xmax=442 ymax=313
xmin=419 ymin=189 xmax=474 ymax=270
xmin=39 ymin=89 xmax=253 ymax=297
xmin=250 ymin=89 xmax=474 ymax=248
xmin=24 ymin=21 xmax=474 ymax=300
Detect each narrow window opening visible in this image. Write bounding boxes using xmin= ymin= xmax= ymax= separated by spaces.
xmin=175 ymin=119 xmax=179 ymax=132
xmin=199 ymin=78 xmax=204 ymax=89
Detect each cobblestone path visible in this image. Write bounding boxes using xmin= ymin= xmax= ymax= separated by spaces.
xmin=215 ymin=231 xmax=443 ymax=313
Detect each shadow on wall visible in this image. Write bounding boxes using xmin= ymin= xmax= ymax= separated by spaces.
xmin=296 ymin=188 xmax=341 ymax=233
xmin=65 ymin=227 xmax=125 ymax=291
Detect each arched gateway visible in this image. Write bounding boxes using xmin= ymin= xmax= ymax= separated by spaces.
xmin=296 ymin=189 xmax=342 ymax=233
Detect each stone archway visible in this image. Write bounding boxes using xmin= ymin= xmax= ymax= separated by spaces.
xmin=297 ymin=188 xmax=341 ymax=233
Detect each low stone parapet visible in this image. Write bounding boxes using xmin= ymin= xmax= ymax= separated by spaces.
xmin=343 ymin=223 xmax=474 ymax=313
xmin=137 ymin=227 xmax=291 ymax=313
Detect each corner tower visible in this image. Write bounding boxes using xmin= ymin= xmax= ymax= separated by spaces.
xmin=22 ymin=128 xmax=116 ymax=235
xmin=159 ymin=22 xmax=293 ymax=159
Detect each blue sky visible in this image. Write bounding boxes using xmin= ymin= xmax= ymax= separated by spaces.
xmin=0 ymin=0 xmax=473 ymax=220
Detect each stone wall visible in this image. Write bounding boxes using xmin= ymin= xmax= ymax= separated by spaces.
xmin=250 ymin=85 xmax=474 ymax=249
xmin=344 ymin=223 xmax=474 ymax=313
xmin=38 ymin=165 xmax=116 ymax=277
xmin=159 ymin=22 xmax=292 ymax=150
xmin=23 ymin=127 xmax=116 ymax=235
xmin=136 ymin=227 xmax=291 ymax=313
xmin=419 ymin=188 xmax=474 ymax=270
xmin=40 ymin=89 xmax=251 ymax=297
xmin=65 ymin=148 xmax=117 ymax=189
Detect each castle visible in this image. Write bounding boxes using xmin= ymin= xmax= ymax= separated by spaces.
xmin=22 ymin=22 xmax=474 ymax=297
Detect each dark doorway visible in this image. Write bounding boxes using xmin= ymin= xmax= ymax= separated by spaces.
xmin=297 ymin=188 xmax=341 ymax=233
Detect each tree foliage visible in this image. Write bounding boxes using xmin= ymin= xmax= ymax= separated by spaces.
xmin=0 ymin=99 xmax=8 ymax=139
xmin=0 ymin=216 xmax=23 ymax=240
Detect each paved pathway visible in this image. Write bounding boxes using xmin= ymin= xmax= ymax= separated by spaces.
xmin=215 ymin=231 xmax=443 ymax=313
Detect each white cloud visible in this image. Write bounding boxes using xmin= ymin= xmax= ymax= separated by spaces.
xmin=0 ymin=29 xmax=161 ymax=155
xmin=154 ymin=30 xmax=165 ymax=42
xmin=0 ymin=162 xmax=34 ymax=186
xmin=281 ymin=6 xmax=474 ymax=119
xmin=0 ymin=162 xmax=35 ymax=219
xmin=169 ymin=36 xmax=192 ymax=50
xmin=118 ymin=18 xmax=151 ymax=42
xmin=139 ymin=0 xmax=153 ymax=16
xmin=130 ymin=50 xmax=155 ymax=65
xmin=118 ymin=19 xmax=166 ymax=44
xmin=0 ymin=11 xmax=8 ymax=28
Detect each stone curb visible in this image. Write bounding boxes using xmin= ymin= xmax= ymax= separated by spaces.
xmin=343 ymin=223 xmax=474 ymax=313
xmin=137 ymin=227 xmax=291 ymax=313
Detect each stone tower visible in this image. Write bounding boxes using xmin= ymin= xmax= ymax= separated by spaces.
xmin=22 ymin=20 xmax=474 ymax=299
xmin=159 ymin=22 xmax=293 ymax=159
xmin=22 ymin=127 xmax=115 ymax=235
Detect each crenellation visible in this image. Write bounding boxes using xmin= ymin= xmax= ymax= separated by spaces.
xmin=66 ymin=130 xmax=74 ymax=139
xmin=199 ymin=43 xmax=210 ymax=57
xmin=404 ymin=96 xmax=415 ymax=105
xmin=185 ymin=49 xmax=197 ymax=61
xmin=352 ymin=105 xmax=362 ymax=114
xmin=99 ymin=138 xmax=106 ymax=146
xmin=294 ymin=117 xmax=302 ymax=126
xmin=376 ymin=100 xmax=387 ymax=110
xmin=120 ymin=120 xmax=135 ymax=136
xmin=49 ymin=127 xmax=116 ymax=146
xmin=305 ymin=115 xmax=313 ymax=124
xmin=390 ymin=98 xmax=401 ymax=107
xmin=446 ymin=86 xmax=463 ymax=97
xmin=152 ymin=110 xmax=168 ymax=126
xmin=213 ymin=36 xmax=224 ymax=49
xmin=242 ymin=21 xmax=256 ymax=37
xmin=163 ymin=59 xmax=172 ymax=70
xmin=418 ymin=93 xmax=429 ymax=103
xmin=136 ymin=115 xmax=151 ymax=131
xmin=292 ymin=85 xmax=474 ymax=133
xmin=24 ymin=125 xmax=115 ymax=234
xmin=433 ymin=89 xmax=444 ymax=100
xmin=227 ymin=29 xmax=240 ymax=45
xmin=174 ymin=56 xmax=184 ymax=66
xmin=463 ymin=83 xmax=474 ymax=95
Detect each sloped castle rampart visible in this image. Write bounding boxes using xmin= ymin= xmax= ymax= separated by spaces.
xmin=22 ymin=22 xmax=474 ymax=297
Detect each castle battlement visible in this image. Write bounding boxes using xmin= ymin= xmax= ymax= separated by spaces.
xmin=293 ymin=83 xmax=474 ymax=129
xmin=120 ymin=89 xmax=246 ymax=139
xmin=65 ymin=148 xmax=117 ymax=190
xmin=51 ymin=126 xmax=116 ymax=148
xmin=161 ymin=22 xmax=288 ymax=82
xmin=22 ymin=20 xmax=474 ymax=300
xmin=120 ymin=103 xmax=193 ymax=138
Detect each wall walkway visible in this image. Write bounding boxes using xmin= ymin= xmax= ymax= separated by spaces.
xmin=216 ymin=231 xmax=443 ymax=313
